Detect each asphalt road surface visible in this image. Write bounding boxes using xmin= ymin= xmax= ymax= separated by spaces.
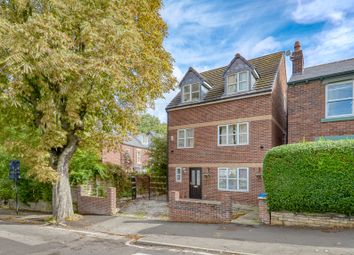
xmin=0 ymin=222 xmax=213 ymax=255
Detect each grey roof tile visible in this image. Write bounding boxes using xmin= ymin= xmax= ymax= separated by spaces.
xmin=167 ymin=51 xmax=284 ymax=109
xmin=289 ymin=57 xmax=354 ymax=84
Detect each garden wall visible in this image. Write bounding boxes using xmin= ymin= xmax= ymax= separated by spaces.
xmin=77 ymin=186 xmax=117 ymax=215
xmin=169 ymin=191 xmax=232 ymax=223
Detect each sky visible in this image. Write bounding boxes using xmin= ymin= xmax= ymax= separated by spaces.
xmin=147 ymin=0 xmax=354 ymax=122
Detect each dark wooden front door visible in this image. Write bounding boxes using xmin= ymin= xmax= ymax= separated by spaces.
xmin=189 ymin=168 xmax=202 ymax=199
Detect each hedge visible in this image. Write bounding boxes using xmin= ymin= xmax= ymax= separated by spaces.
xmin=263 ymin=140 xmax=354 ymax=216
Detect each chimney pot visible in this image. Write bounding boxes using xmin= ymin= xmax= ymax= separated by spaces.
xmin=294 ymin=41 xmax=301 ymax=52
xmin=291 ymin=41 xmax=304 ymax=75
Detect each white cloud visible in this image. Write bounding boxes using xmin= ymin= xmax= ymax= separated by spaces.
xmin=291 ymin=0 xmax=354 ymax=24
xmin=304 ymin=18 xmax=354 ymax=66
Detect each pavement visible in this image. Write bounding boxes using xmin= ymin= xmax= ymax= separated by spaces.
xmin=0 ymin=223 xmax=204 ymax=255
xmin=1 ymin=208 xmax=354 ymax=255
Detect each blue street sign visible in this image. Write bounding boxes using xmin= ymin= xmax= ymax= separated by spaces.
xmin=9 ymin=160 xmax=20 ymax=181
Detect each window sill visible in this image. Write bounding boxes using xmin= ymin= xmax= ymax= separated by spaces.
xmin=218 ymin=189 xmax=249 ymax=193
xmin=320 ymin=116 xmax=354 ymax=123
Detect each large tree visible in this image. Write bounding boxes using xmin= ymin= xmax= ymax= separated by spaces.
xmin=0 ymin=0 xmax=175 ymax=223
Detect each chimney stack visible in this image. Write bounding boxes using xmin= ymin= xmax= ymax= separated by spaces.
xmin=291 ymin=41 xmax=304 ymax=75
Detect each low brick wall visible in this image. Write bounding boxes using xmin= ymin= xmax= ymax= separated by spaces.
xmin=258 ymin=196 xmax=354 ymax=228
xmin=77 ymin=186 xmax=117 ymax=215
xmin=169 ymin=191 xmax=232 ymax=223
xmin=271 ymin=212 xmax=354 ymax=228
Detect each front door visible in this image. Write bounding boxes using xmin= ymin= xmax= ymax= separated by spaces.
xmin=189 ymin=168 xmax=202 ymax=199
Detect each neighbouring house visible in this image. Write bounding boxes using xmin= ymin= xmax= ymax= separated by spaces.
xmin=166 ymin=51 xmax=287 ymax=205
xmin=288 ymin=41 xmax=354 ymax=143
xmin=102 ymin=133 xmax=153 ymax=173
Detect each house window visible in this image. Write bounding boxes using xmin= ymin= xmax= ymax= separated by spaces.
xmin=136 ymin=150 xmax=141 ymax=164
xmin=141 ymin=134 xmax=149 ymax=146
xmin=177 ymin=128 xmax=194 ymax=148
xmin=326 ymin=81 xmax=354 ymax=118
xmin=218 ymin=123 xmax=249 ymax=146
xmin=182 ymin=83 xmax=200 ymax=102
xmin=218 ymin=167 xmax=249 ymax=192
xmin=175 ymin=167 xmax=182 ymax=182
xmin=227 ymin=71 xmax=249 ymax=94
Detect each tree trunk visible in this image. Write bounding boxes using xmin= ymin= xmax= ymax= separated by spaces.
xmin=52 ymin=134 xmax=78 ymax=224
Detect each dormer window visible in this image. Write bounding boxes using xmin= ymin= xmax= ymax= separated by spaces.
xmin=227 ymin=71 xmax=249 ymax=94
xmin=182 ymin=83 xmax=200 ymax=103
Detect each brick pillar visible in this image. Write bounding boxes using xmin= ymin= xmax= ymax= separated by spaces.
xmin=258 ymin=193 xmax=270 ymax=224
xmin=107 ymin=187 xmax=117 ymax=215
xmin=220 ymin=193 xmax=232 ymax=222
xmin=77 ymin=186 xmax=83 ymax=213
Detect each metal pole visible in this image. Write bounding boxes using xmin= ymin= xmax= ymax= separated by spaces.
xmin=15 ymin=179 xmax=19 ymax=215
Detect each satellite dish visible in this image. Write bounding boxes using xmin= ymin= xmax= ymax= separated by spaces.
xmin=285 ymin=50 xmax=292 ymax=56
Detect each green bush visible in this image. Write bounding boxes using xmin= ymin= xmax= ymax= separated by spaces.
xmin=70 ymin=149 xmax=108 ymax=185
xmin=263 ymin=140 xmax=354 ymax=216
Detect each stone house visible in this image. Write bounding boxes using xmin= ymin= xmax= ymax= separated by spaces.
xmin=166 ymin=51 xmax=287 ymax=206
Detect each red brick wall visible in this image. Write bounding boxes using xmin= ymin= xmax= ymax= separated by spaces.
xmin=168 ymin=95 xmax=273 ymax=205
xmin=77 ymin=186 xmax=117 ymax=215
xmin=288 ymin=81 xmax=354 ymax=143
xmin=169 ymin=191 xmax=232 ymax=223
xmin=102 ymin=144 xmax=149 ymax=169
xmin=271 ymin=55 xmax=287 ymax=146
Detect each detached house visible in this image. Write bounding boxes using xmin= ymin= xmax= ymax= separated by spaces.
xmin=166 ymin=51 xmax=287 ymax=205
xmin=102 ymin=133 xmax=152 ymax=173
xmin=288 ymin=41 xmax=354 ymax=143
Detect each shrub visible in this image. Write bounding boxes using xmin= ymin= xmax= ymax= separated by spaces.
xmin=263 ymin=140 xmax=354 ymax=216
xmin=69 ymin=149 xmax=108 ymax=185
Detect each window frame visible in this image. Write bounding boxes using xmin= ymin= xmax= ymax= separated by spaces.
xmin=226 ymin=71 xmax=250 ymax=94
xmin=182 ymin=83 xmax=200 ymax=103
xmin=177 ymin=128 xmax=194 ymax=148
xmin=325 ymin=81 xmax=354 ymax=119
xmin=175 ymin=167 xmax=182 ymax=182
xmin=217 ymin=122 xmax=249 ymax=146
xmin=217 ymin=167 xmax=249 ymax=192
xmin=136 ymin=149 xmax=142 ymax=164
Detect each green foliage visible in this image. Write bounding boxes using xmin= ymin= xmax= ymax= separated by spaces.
xmin=147 ymin=135 xmax=167 ymax=176
xmin=138 ymin=113 xmax=167 ymax=135
xmin=263 ymin=140 xmax=354 ymax=215
xmin=106 ymin=164 xmax=131 ymax=198
xmin=69 ymin=149 xmax=108 ymax=185
xmin=0 ymin=147 xmax=52 ymax=203
xmin=0 ymin=0 xmax=175 ymax=182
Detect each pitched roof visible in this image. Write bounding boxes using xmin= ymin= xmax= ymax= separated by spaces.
xmin=167 ymin=51 xmax=284 ymax=109
xmin=289 ymin=57 xmax=354 ymax=84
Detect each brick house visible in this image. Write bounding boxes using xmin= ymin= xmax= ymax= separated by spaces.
xmin=102 ymin=133 xmax=152 ymax=173
xmin=166 ymin=51 xmax=287 ymax=205
xmin=288 ymin=41 xmax=354 ymax=143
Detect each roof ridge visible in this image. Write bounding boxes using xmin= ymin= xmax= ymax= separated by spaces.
xmin=304 ymin=57 xmax=354 ymax=70
xmin=200 ymin=51 xmax=284 ymax=75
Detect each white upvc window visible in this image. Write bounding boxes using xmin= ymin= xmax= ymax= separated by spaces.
xmin=136 ymin=150 xmax=141 ymax=164
xmin=175 ymin=167 xmax=182 ymax=182
xmin=177 ymin=128 xmax=194 ymax=148
xmin=227 ymin=71 xmax=249 ymax=94
xmin=325 ymin=81 xmax=354 ymax=118
xmin=218 ymin=167 xmax=249 ymax=192
xmin=218 ymin=123 xmax=249 ymax=146
xmin=182 ymin=83 xmax=200 ymax=102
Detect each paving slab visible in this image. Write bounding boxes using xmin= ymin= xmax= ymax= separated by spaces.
xmin=137 ymin=234 xmax=354 ymax=255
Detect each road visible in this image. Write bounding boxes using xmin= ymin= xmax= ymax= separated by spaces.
xmin=0 ymin=223 xmax=214 ymax=255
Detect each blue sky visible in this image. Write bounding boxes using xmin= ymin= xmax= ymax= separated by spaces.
xmin=148 ymin=0 xmax=354 ymax=122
